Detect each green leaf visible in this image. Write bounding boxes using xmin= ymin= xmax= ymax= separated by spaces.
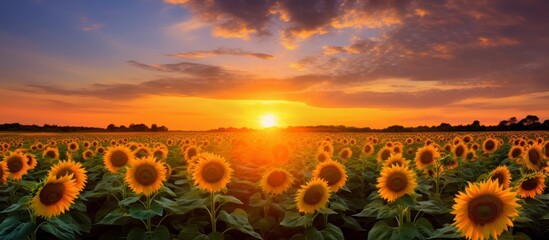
xmin=177 ymin=224 xmax=204 ymax=240
xmin=96 ymin=208 xmax=130 ymax=225
xmin=340 ymin=214 xmax=365 ymax=231
xmin=280 ymin=212 xmax=313 ymax=228
xmin=119 ymin=196 xmax=141 ymax=207
xmin=218 ymin=209 xmax=262 ymax=239
xmin=415 ymin=217 xmax=434 ymax=237
xmin=317 ymin=207 xmax=337 ymax=215
xmin=129 ymin=202 xmax=163 ymax=220
xmin=248 ymin=192 xmax=267 ymax=207
xmin=513 ymin=232 xmax=531 ymax=240
xmin=0 ymin=203 xmax=26 ymax=213
xmin=206 ymin=231 xmax=224 ymax=240
xmin=368 ymin=221 xmax=391 ymax=240
xmin=41 ymin=217 xmax=76 ymax=240
xmin=304 ymin=226 xmax=323 ymax=240
xmin=321 ymin=223 xmax=344 ymax=240
xmin=215 ymin=194 xmax=243 ymax=205
xmin=153 ymin=225 xmax=171 ymax=240
xmin=391 ymin=223 xmax=420 ymax=240
xmin=127 ymin=227 xmax=147 ymax=240
xmin=0 ymin=216 xmax=34 ymax=240
xmin=428 ymin=224 xmax=462 ymax=239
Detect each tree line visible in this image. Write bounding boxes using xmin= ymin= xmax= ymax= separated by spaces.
xmin=0 ymin=123 xmax=168 ymax=132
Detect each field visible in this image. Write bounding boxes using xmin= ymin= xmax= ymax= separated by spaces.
xmin=0 ymin=131 xmax=548 ymax=240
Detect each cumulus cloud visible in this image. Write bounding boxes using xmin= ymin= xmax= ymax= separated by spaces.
xmin=169 ymin=48 xmax=274 ymax=60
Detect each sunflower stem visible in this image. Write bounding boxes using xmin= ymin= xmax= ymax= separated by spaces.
xmin=146 ymin=194 xmax=152 ymax=233
xmin=210 ymin=191 xmax=217 ymax=233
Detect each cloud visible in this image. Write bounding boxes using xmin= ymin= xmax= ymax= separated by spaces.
xmin=169 ymin=48 xmax=274 ymax=60
xmin=80 ymin=16 xmax=103 ymax=31
xmin=127 ymin=60 xmax=233 ymax=78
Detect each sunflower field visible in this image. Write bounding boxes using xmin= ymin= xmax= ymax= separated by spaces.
xmin=0 ymin=131 xmax=548 ymax=240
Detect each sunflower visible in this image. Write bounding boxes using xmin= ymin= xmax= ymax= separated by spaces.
xmin=463 ymin=135 xmax=473 ymax=144
xmin=414 ymin=145 xmax=440 ymax=169
xmin=523 ymin=144 xmax=546 ymax=171
xmin=362 ymin=143 xmax=374 ymax=155
xmin=377 ymin=146 xmax=393 ymax=163
xmin=377 ymin=165 xmax=417 ymax=202
xmin=133 ymin=146 xmax=152 ymax=159
xmin=339 ymin=148 xmax=352 ymax=161
xmin=453 ymin=143 xmax=467 ymax=159
xmin=103 ymin=146 xmax=134 ymax=173
xmin=482 ymin=138 xmax=499 ymax=154
xmin=82 ymin=150 xmax=94 ymax=161
xmin=26 ymin=154 xmax=38 ymax=170
xmin=312 ymin=160 xmax=347 ymax=192
xmin=5 ymin=152 xmax=30 ymax=180
xmin=451 ymin=179 xmax=520 ymax=240
xmin=260 ymin=168 xmax=294 ymax=195
xmin=67 ymin=142 xmax=79 ymax=152
xmin=96 ymin=147 xmax=105 ymax=154
xmin=507 ymin=146 xmax=523 ymax=161
xmin=125 ymin=156 xmax=166 ymax=196
xmin=318 ymin=142 xmax=334 ymax=156
xmin=48 ymin=159 xmax=88 ymax=192
xmin=42 ymin=147 xmax=60 ymax=159
xmin=0 ymin=161 xmax=8 ymax=185
xmin=31 ymin=174 xmax=79 ymax=218
xmin=295 ymin=178 xmax=330 ymax=214
xmin=383 ymin=154 xmax=409 ymax=168
xmin=489 ymin=166 xmax=512 ymax=189
xmin=152 ymin=147 xmax=168 ymax=161
xmin=517 ymin=173 xmax=546 ymax=198
xmin=192 ymin=153 xmax=233 ymax=192
xmin=316 ymin=151 xmax=331 ymax=163
xmin=184 ymin=145 xmax=200 ymax=161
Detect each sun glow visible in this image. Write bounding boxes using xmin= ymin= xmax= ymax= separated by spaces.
xmin=260 ymin=114 xmax=277 ymax=128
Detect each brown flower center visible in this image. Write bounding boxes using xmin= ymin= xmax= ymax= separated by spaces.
xmin=134 ymin=164 xmax=158 ymax=186
xmin=7 ymin=156 xmax=23 ymax=173
xmin=491 ymin=173 xmax=504 ymax=186
xmin=45 ymin=150 xmax=57 ymax=158
xmin=39 ymin=183 xmax=65 ymax=206
xmin=380 ymin=149 xmax=391 ymax=161
xmin=467 ymin=194 xmax=503 ymax=225
xmin=267 ymin=170 xmax=287 ymax=187
xmin=420 ymin=151 xmax=434 ymax=165
xmin=187 ymin=148 xmax=197 ymax=159
xmin=202 ymin=162 xmax=225 ymax=183
xmin=317 ymin=153 xmax=327 ymax=162
xmin=110 ymin=150 xmax=129 ymax=167
xmin=364 ymin=145 xmax=372 ymax=153
xmin=521 ymin=177 xmax=539 ymax=191
xmin=455 ymin=146 xmax=465 ymax=157
xmin=511 ymin=148 xmax=522 ymax=158
xmin=319 ymin=165 xmax=342 ymax=186
xmin=303 ymin=185 xmax=324 ymax=205
xmin=527 ymin=148 xmax=540 ymax=165
xmin=341 ymin=150 xmax=350 ymax=159
xmin=387 ymin=172 xmax=408 ymax=192
xmin=485 ymin=140 xmax=495 ymax=151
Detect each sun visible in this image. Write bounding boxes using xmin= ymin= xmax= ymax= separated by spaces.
xmin=260 ymin=114 xmax=277 ymax=128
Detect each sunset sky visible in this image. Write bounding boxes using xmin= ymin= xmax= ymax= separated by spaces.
xmin=1 ymin=0 xmax=548 ymax=130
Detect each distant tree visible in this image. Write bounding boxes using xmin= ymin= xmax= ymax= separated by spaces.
xmin=508 ymin=117 xmax=518 ymax=125
xmin=472 ymin=120 xmax=480 ymax=127
xmin=151 ymin=124 xmax=158 ymax=132
xmin=107 ymin=124 xmax=117 ymax=131
xmin=498 ymin=120 xmax=509 ymax=127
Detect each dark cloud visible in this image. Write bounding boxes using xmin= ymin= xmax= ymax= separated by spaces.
xmin=169 ymin=48 xmax=274 ymax=60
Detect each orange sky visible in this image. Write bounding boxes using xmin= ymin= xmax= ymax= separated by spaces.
xmin=1 ymin=1 xmax=548 ymax=130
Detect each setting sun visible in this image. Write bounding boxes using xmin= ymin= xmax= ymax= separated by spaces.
xmin=260 ymin=114 xmax=277 ymax=128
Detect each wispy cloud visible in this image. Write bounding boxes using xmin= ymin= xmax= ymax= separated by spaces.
xmin=80 ymin=16 xmax=103 ymax=31
xmin=169 ymin=48 xmax=274 ymax=60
